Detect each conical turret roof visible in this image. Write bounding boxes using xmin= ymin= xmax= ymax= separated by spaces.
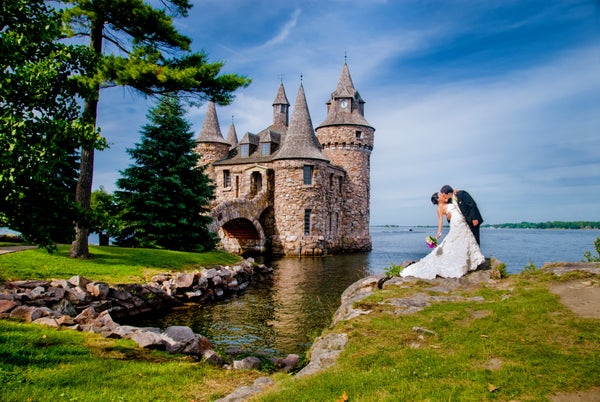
xmin=274 ymin=84 xmax=328 ymax=161
xmin=196 ymin=101 xmax=229 ymax=144
xmin=273 ymin=82 xmax=290 ymax=106
xmin=226 ymin=122 xmax=238 ymax=147
xmin=317 ymin=63 xmax=372 ymax=129
xmin=332 ymin=63 xmax=359 ymax=98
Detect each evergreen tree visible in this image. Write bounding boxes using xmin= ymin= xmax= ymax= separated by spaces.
xmin=115 ymin=96 xmax=215 ymax=251
xmin=0 ymin=0 xmax=102 ymax=251
xmin=59 ymin=0 xmax=251 ymax=258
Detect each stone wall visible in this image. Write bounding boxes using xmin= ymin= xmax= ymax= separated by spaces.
xmin=318 ymin=125 xmax=374 ymax=252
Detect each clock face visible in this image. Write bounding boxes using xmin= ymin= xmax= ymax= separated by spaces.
xmin=340 ymin=100 xmax=348 ymax=108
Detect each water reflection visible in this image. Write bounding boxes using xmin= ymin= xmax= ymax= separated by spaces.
xmin=122 ymin=253 xmax=369 ymax=356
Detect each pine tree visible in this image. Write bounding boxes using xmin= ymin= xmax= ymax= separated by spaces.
xmin=115 ymin=96 xmax=215 ymax=251
xmin=60 ymin=0 xmax=250 ymax=258
xmin=0 ymin=0 xmax=102 ymax=251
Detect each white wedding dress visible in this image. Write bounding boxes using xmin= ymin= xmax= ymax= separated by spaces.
xmin=401 ymin=203 xmax=485 ymax=279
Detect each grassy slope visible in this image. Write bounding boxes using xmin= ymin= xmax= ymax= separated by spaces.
xmin=1 ymin=248 xmax=599 ymax=401
xmin=255 ymin=272 xmax=600 ymax=401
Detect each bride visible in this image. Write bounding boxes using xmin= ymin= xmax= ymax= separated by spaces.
xmin=400 ymin=192 xmax=485 ymax=279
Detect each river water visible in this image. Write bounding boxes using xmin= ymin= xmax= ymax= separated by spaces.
xmin=123 ymin=227 xmax=600 ymax=356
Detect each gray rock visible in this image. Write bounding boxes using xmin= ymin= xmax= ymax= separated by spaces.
xmin=34 ymin=317 xmax=59 ymax=327
xmin=273 ymin=353 xmax=300 ymax=372
xmin=131 ymin=330 xmax=166 ymax=349
xmin=68 ymin=275 xmax=91 ymax=288
xmin=233 ymin=356 xmax=261 ymax=370
xmin=0 ymin=299 xmax=17 ymax=313
xmin=203 ymin=349 xmax=225 ymax=366
xmin=174 ymin=273 xmax=195 ymax=289
xmin=296 ymin=333 xmax=348 ymax=378
xmin=10 ymin=305 xmax=44 ymax=322
xmin=86 ymin=282 xmax=110 ymax=298
xmin=214 ymin=377 xmax=274 ymax=402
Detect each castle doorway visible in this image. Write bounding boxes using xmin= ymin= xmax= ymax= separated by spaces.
xmin=220 ymin=217 xmax=265 ymax=255
xmin=249 ymin=171 xmax=262 ymax=198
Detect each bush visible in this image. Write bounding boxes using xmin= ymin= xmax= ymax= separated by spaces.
xmin=583 ymin=237 xmax=600 ymax=262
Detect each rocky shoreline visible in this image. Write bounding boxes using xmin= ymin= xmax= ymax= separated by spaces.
xmin=0 ymin=258 xmax=300 ymax=373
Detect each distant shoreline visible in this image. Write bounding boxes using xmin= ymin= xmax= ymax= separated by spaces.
xmin=373 ymin=222 xmax=600 ymax=230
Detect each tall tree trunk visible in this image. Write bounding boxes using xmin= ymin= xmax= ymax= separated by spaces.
xmin=70 ymin=15 xmax=103 ymax=258
xmin=70 ymin=133 xmax=95 ymax=258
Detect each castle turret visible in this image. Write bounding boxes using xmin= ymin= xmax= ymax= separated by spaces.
xmin=195 ymin=101 xmax=230 ymax=179
xmin=273 ymin=83 xmax=327 ymax=162
xmin=226 ymin=121 xmax=238 ymax=148
xmin=272 ymin=82 xmax=290 ymax=128
xmin=272 ymin=83 xmax=330 ymax=255
xmin=316 ymin=63 xmax=374 ymax=251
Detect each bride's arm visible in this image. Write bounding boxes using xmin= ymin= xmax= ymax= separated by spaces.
xmin=436 ymin=205 xmax=444 ymax=238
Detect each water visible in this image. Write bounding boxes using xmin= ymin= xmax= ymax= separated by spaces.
xmin=367 ymin=226 xmax=600 ymax=274
xmin=122 ymin=227 xmax=600 ymax=356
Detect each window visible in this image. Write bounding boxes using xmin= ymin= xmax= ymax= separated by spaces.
xmin=338 ymin=176 xmax=343 ymax=194
xmin=223 ymin=170 xmax=231 ymax=187
xmin=250 ymin=171 xmax=262 ymax=197
xmin=261 ymin=143 xmax=270 ymax=156
xmin=240 ymin=144 xmax=249 ymax=157
xmin=303 ymin=165 xmax=313 ymax=185
xmin=304 ymin=209 xmax=311 ymax=235
xmin=355 ymin=130 xmax=362 ymax=139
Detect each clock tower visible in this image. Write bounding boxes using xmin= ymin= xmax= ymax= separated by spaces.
xmin=316 ymin=62 xmax=374 ymax=251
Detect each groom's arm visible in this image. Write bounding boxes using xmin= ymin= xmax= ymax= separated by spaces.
xmin=459 ymin=191 xmax=482 ymax=226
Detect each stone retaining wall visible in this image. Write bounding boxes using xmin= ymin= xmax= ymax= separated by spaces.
xmin=0 ymin=258 xmax=300 ymax=372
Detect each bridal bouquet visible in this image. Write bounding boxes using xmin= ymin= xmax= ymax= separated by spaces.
xmin=425 ymin=235 xmax=438 ymax=248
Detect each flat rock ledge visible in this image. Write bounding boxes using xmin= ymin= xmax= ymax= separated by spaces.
xmin=0 ymin=258 xmax=301 ymax=372
xmin=302 ymin=261 xmax=600 ymax=378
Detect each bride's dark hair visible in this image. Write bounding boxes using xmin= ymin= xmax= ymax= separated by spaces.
xmin=431 ymin=193 xmax=439 ymax=205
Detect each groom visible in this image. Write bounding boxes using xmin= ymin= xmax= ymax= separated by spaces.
xmin=439 ymin=185 xmax=484 ymax=245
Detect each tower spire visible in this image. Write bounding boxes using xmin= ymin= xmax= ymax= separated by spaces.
xmin=196 ymin=101 xmax=228 ymax=144
xmin=274 ymin=83 xmax=327 ymax=161
xmin=226 ymin=118 xmax=238 ymax=147
xmin=272 ymin=81 xmax=290 ymax=127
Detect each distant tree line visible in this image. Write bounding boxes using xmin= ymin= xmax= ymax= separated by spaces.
xmin=486 ymin=221 xmax=600 ymax=229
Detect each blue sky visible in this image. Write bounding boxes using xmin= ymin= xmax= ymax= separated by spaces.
xmin=93 ymin=0 xmax=600 ymax=226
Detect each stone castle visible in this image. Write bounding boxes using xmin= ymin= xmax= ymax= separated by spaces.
xmin=194 ymin=63 xmax=374 ymax=256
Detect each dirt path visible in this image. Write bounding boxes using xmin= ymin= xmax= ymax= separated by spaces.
xmin=0 ymin=245 xmax=37 ymax=255
xmin=544 ymin=264 xmax=600 ymax=401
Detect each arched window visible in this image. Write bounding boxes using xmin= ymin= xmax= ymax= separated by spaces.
xmin=250 ymin=171 xmax=262 ymax=197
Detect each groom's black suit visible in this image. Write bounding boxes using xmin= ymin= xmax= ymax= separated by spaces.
xmin=454 ymin=190 xmax=484 ymax=245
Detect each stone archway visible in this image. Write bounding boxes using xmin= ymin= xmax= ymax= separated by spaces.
xmin=218 ymin=217 xmax=266 ymax=255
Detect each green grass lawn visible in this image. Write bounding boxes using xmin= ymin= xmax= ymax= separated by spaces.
xmin=0 ymin=245 xmax=240 ymax=284
xmin=1 ymin=247 xmax=598 ymax=401
xmin=255 ymin=274 xmax=600 ymax=401
xmin=0 ymin=319 xmax=262 ymax=401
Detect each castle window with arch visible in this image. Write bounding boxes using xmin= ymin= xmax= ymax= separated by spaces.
xmin=303 ymin=165 xmax=313 ymax=185
xmin=355 ymin=130 xmax=362 ymax=139
xmin=304 ymin=209 xmax=311 ymax=235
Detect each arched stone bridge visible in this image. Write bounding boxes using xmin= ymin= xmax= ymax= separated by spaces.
xmin=209 ymin=188 xmax=271 ymax=255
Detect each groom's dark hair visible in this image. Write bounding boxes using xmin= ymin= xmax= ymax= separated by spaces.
xmin=440 ymin=185 xmax=454 ymax=195
xmin=431 ymin=193 xmax=439 ymax=205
